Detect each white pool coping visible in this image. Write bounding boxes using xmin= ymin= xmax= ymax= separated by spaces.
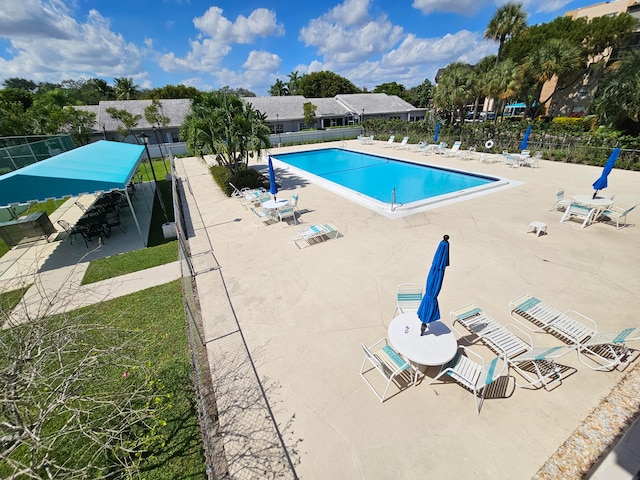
xmin=271 ymin=148 xmax=519 ymax=219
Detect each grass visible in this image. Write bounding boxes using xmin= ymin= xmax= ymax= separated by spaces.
xmin=0 ymin=286 xmax=30 ymax=311
xmin=82 ymin=241 xmax=177 ymax=285
xmin=77 ymin=280 xmax=205 ymax=479
xmin=0 ymin=280 xmax=206 ymax=479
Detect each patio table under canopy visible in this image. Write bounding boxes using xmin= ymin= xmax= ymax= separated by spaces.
xmin=0 ymin=140 xmax=147 ymax=245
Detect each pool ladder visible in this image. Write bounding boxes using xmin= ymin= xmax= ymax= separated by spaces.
xmin=391 ymin=187 xmax=396 ymax=211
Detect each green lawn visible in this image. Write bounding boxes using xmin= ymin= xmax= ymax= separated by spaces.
xmin=82 ymin=241 xmax=178 ymax=285
xmin=0 ymin=280 xmax=206 ymax=479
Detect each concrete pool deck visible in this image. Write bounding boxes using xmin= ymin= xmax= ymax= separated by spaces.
xmin=178 ymin=139 xmax=640 ymax=479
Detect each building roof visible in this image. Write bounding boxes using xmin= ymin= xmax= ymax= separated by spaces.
xmin=0 ymin=140 xmax=144 ymax=206
xmin=77 ymin=99 xmax=192 ymax=132
xmin=241 ymin=96 xmax=309 ymax=121
xmin=335 ymin=93 xmax=419 ymax=115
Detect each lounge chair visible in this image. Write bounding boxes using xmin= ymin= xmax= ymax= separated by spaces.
xmin=434 ymin=142 xmax=448 ymax=154
xmin=509 ymin=294 xmax=640 ymax=371
xmin=430 ymin=346 xmax=507 ymax=414
xmin=395 ymin=283 xmax=423 ymax=316
xmin=597 ymin=203 xmax=638 ymax=230
xmin=502 ymin=151 xmax=520 ymax=168
xmin=443 ymin=141 xmax=462 ymax=157
xmin=560 ymin=203 xmax=596 ymax=228
xmin=360 ymin=338 xmax=417 ymax=402
xmin=289 ymin=223 xmax=339 ymax=248
xmin=392 ymin=136 xmax=409 ymax=149
xmin=290 ymin=193 xmax=299 ymax=212
xmin=451 ymin=304 xmax=576 ymax=389
xmin=549 ymin=188 xmax=572 ymax=212
xmin=382 ymin=135 xmax=396 ymax=147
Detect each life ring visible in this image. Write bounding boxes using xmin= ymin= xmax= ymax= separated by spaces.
xmin=485 ymin=139 xmax=494 ymax=149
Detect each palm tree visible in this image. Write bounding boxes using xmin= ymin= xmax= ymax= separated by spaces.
xmin=269 ymin=79 xmax=289 ymax=96
xmin=524 ymin=38 xmax=582 ymax=117
xmin=287 ymin=71 xmax=301 ymax=95
xmin=485 ymin=59 xmax=519 ymax=119
xmin=485 ymin=2 xmax=528 ymax=63
xmin=92 ymin=78 xmax=114 ymax=100
xmin=470 ymin=56 xmax=496 ymax=120
xmin=180 ymin=91 xmax=271 ymax=171
xmin=113 ymin=77 xmax=139 ymax=100
xmin=593 ymin=52 xmax=640 ymax=130
xmin=433 ymin=62 xmax=475 ymax=126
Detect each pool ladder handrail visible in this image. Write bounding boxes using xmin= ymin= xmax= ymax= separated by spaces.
xmin=391 ymin=187 xmax=396 ymax=211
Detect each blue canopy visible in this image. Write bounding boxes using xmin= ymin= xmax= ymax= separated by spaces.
xmin=592 ymin=147 xmax=620 ymax=193
xmin=434 ymin=123 xmax=441 ymax=143
xmin=519 ymin=125 xmax=532 ymax=150
xmin=0 ymin=140 xmax=144 ymax=206
xmin=417 ymin=235 xmax=450 ymax=330
xmin=268 ymin=156 xmax=278 ymax=198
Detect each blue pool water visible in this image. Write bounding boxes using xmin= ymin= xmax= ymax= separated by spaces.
xmin=273 ymin=148 xmax=498 ymax=205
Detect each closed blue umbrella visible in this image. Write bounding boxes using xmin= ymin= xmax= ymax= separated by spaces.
xmin=592 ymin=147 xmax=620 ymax=198
xmin=268 ymin=156 xmax=278 ymax=200
xmin=434 ymin=123 xmax=441 ymax=143
xmin=417 ymin=235 xmax=450 ymax=335
xmin=519 ymin=125 xmax=531 ymax=150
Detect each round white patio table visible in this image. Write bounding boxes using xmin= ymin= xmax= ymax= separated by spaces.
xmin=572 ymin=194 xmax=614 ymax=209
xmin=387 ymin=312 xmax=458 ymax=368
xmin=262 ymin=199 xmax=289 ymax=210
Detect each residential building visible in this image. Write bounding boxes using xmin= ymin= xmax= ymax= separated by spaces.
xmin=76 ymin=94 xmax=426 ymax=145
xmin=542 ymin=0 xmax=640 ymax=117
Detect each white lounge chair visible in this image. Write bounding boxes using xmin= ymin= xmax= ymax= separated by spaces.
xmin=549 ymin=188 xmax=572 ymax=212
xmin=289 ymin=223 xmax=339 ymax=248
xmin=360 ymin=338 xmax=417 ymax=402
xmin=443 ymin=141 xmax=462 ymax=157
xmin=290 ymin=193 xmax=299 ymax=212
xmin=509 ymin=294 xmax=640 ymax=371
xmin=395 ymin=283 xmax=423 ymax=316
xmin=597 ymin=203 xmax=638 ymax=230
xmin=382 ymin=135 xmax=396 ymax=147
xmin=560 ymin=203 xmax=596 ymax=228
xmin=451 ymin=304 xmax=576 ymax=389
xmin=430 ymin=346 xmax=507 ymax=414
xmin=393 ymin=136 xmax=409 ymax=149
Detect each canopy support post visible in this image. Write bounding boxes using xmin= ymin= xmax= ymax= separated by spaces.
xmin=125 ymin=190 xmax=146 ymax=247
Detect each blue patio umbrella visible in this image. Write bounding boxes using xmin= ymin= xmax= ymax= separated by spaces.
xmin=434 ymin=123 xmax=441 ymax=143
xmin=417 ymin=235 xmax=450 ymax=335
xmin=592 ymin=147 xmax=620 ymax=198
xmin=268 ymin=156 xmax=278 ymax=200
xmin=519 ymin=125 xmax=532 ymax=150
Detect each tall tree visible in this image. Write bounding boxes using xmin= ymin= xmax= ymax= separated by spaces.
xmin=373 ymin=82 xmax=406 ymax=97
xmin=113 ymin=77 xmax=139 ymax=100
xmin=147 ymin=84 xmax=201 ymax=99
xmin=593 ymin=51 xmax=640 ymax=133
xmin=2 ymin=77 xmax=38 ymax=92
xmin=406 ymin=79 xmax=433 ymax=108
xmin=485 ymin=2 xmax=528 ymax=63
xmin=180 ymin=91 xmax=270 ymax=171
xmin=433 ymin=62 xmax=475 ymax=125
xmin=303 ymin=102 xmax=317 ymax=128
xmin=269 ymin=79 xmax=289 ymax=96
xmin=298 ymin=71 xmax=359 ymax=98
xmin=287 ymin=71 xmax=301 ymax=95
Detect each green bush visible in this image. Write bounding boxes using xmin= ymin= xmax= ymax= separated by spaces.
xmin=210 ymin=165 xmax=267 ymax=196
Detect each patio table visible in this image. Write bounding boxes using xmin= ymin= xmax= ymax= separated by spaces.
xmin=573 ymin=195 xmax=614 ymax=223
xmin=388 ymin=312 xmax=458 ymax=381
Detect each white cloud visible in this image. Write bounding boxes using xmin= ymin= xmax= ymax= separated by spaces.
xmin=243 ymin=51 xmax=281 ymax=71
xmin=0 ymin=2 xmax=145 ymax=83
xmin=531 ymin=0 xmax=574 ymax=13
xmin=412 ymin=0 xmax=493 ymax=16
xmin=299 ymin=0 xmax=403 ymax=65
xmin=161 ymin=7 xmax=284 ymax=73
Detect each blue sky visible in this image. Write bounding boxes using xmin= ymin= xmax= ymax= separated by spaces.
xmin=0 ymin=0 xmax=602 ymax=96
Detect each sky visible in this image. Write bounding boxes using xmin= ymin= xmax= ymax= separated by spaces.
xmin=0 ymin=0 xmax=604 ymax=96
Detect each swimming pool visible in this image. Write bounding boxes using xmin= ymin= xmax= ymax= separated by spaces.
xmin=272 ymin=148 xmax=509 ymax=218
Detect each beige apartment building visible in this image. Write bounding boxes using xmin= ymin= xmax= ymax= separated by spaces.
xmin=542 ymin=0 xmax=640 ymax=117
